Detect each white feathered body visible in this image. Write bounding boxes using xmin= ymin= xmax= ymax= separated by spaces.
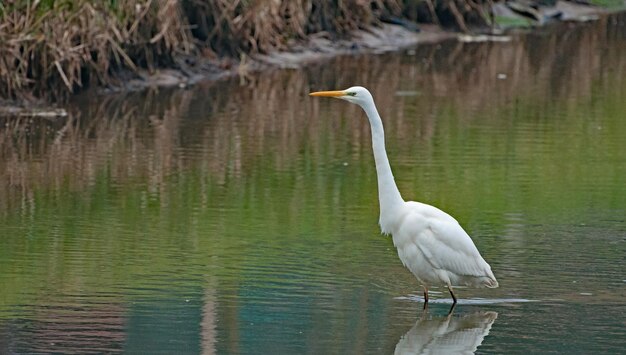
xmin=384 ymin=201 xmax=498 ymax=289
xmin=309 ymin=86 xmax=498 ymax=292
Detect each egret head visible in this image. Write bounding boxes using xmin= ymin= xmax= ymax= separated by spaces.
xmin=309 ymin=86 xmax=373 ymax=107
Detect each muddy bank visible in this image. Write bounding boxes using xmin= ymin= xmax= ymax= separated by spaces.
xmin=0 ymin=0 xmax=622 ymax=115
xmin=100 ymin=1 xmax=621 ymax=91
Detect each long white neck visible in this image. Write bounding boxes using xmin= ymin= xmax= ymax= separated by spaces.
xmin=361 ymin=100 xmax=404 ymax=233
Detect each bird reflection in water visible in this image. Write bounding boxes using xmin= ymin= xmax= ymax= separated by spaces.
xmin=395 ymin=310 xmax=498 ymax=355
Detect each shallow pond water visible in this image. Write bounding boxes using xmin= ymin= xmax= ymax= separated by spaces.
xmin=1 ymin=13 xmax=625 ymax=354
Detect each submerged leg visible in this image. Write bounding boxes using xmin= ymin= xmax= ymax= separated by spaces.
xmin=447 ymin=301 xmax=457 ymax=316
xmin=448 ymin=285 xmax=457 ymax=305
xmin=423 ymin=286 xmax=429 ymax=310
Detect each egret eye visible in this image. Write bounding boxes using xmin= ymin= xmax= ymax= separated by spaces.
xmin=346 ymin=92 xmax=357 ymax=96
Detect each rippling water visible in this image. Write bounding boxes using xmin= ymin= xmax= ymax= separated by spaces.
xmin=1 ymin=13 xmax=625 ymax=354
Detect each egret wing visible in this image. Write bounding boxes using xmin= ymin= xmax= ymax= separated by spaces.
xmin=411 ymin=212 xmax=492 ymax=278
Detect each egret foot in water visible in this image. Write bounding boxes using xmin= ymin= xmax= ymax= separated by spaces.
xmin=447 ymin=286 xmax=458 ymax=315
xmin=447 ymin=301 xmax=457 ymax=316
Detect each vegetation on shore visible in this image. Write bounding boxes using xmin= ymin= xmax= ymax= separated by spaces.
xmin=1 ymin=0 xmax=193 ymax=102
xmin=0 ymin=0 xmax=618 ymax=104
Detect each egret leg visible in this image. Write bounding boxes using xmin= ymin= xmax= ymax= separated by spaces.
xmin=448 ymin=286 xmax=457 ymax=305
xmin=423 ymin=286 xmax=429 ymax=310
xmin=447 ymin=302 xmax=457 ymax=316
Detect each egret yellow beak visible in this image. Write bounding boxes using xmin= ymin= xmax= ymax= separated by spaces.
xmin=309 ymin=90 xmax=346 ymax=97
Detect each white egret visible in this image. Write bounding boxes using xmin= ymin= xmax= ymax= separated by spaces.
xmin=310 ymin=86 xmax=498 ymax=306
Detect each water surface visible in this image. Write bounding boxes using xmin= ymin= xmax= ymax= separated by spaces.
xmin=1 ymin=13 xmax=625 ymax=354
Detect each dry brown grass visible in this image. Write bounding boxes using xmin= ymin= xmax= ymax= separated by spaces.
xmin=184 ymin=0 xmax=405 ymax=55
xmin=0 ymin=0 xmax=192 ymax=102
xmin=0 ymin=0 xmax=495 ymax=103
